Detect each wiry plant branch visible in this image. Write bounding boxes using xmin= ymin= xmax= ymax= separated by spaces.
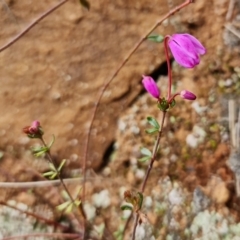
xmin=0 ymin=0 xmax=69 ymax=53
xmin=40 ymin=137 xmax=86 ymax=226
xmin=225 ymin=23 xmax=240 ymax=40
xmin=131 ymin=111 xmax=167 ymax=240
xmin=1 ymin=232 xmax=80 ymax=240
xmin=0 ymin=177 xmax=82 ymax=188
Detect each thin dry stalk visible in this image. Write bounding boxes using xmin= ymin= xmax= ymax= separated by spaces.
xmin=226 ymin=0 xmax=236 ymax=21
xmin=0 ymin=0 xmax=69 ymax=53
xmin=229 ymin=99 xmax=236 ymax=147
xmin=225 ymin=23 xmax=240 ymax=40
xmin=228 ymin=100 xmax=240 ymax=197
xmin=0 ymin=177 xmax=82 ymax=188
xmin=1 ymin=232 xmax=80 ymax=240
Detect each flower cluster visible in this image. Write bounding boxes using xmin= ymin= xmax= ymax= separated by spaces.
xmin=142 ymin=33 xmax=206 ymax=109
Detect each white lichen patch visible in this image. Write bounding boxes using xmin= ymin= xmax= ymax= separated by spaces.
xmin=0 ymin=201 xmax=53 ymax=238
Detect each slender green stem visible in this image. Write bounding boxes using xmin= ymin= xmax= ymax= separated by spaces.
xmin=39 ymin=137 xmax=86 ymax=228
xmin=40 ymin=137 xmax=74 ymax=202
xmin=131 ymin=111 xmax=167 ymax=240
xmin=140 ymin=111 xmax=167 ymax=193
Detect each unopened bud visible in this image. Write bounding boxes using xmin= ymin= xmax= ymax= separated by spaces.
xmin=180 ymin=90 xmax=196 ymax=100
xmin=23 ymin=120 xmax=43 ymax=138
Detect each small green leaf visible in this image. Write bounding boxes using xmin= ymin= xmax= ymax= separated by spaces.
xmin=48 ymin=135 xmax=55 ymax=149
xmin=147 ymin=116 xmax=160 ymax=129
xmin=57 ymin=199 xmax=80 ymax=213
xmin=145 ymin=128 xmax=159 ymax=134
xmin=147 ymin=34 xmax=164 ymax=43
xmin=121 ymin=205 xmax=133 ymax=211
xmin=42 ymin=171 xmax=55 ymax=177
xmin=65 ymin=202 xmax=74 ymax=214
xmin=34 ymin=149 xmax=48 ymax=157
xmin=49 ymin=172 xmax=57 ymax=179
xmin=140 ymin=147 xmax=152 ymax=157
xmin=58 ymin=159 xmax=66 ymax=172
xmin=49 ymin=163 xmax=56 ymax=171
xmin=56 ymin=200 xmax=71 ymax=211
xmin=74 ymin=199 xmax=81 ymax=207
xmin=169 ymin=99 xmax=176 ymax=109
xmin=32 ymin=146 xmax=49 ymax=157
xmin=138 ymin=156 xmax=151 ymax=162
xmin=137 ymin=192 xmax=143 ymax=209
xmin=79 ymin=0 xmax=90 ymax=10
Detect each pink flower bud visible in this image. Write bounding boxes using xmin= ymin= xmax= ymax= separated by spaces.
xmin=168 ymin=34 xmax=206 ymax=68
xmin=29 ymin=120 xmax=40 ymax=134
xmin=142 ymin=75 xmax=160 ymax=99
xmin=180 ymin=90 xmax=196 ymax=100
xmin=23 ymin=120 xmax=43 ymax=138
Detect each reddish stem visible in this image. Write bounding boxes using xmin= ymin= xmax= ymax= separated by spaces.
xmin=0 ymin=201 xmax=69 ymax=231
xmin=168 ymin=92 xmax=180 ymax=103
xmin=1 ymin=233 xmax=80 ymax=240
xmin=164 ymin=36 xmax=173 ymax=100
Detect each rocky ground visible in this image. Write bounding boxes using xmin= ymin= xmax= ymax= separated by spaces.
xmin=1 ymin=0 xmax=240 ymax=239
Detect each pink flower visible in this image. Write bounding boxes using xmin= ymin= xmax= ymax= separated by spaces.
xmin=29 ymin=120 xmax=40 ymax=134
xmin=168 ymin=34 xmax=206 ymax=68
xmin=142 ymin=75 xmax=160 ymax=99
xmin=180 ymin=90 xmax=196 ymax=100
xmin=23 ymin=120 xmax=43 ymax=138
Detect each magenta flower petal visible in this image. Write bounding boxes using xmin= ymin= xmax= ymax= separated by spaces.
xmin=168 ymin=41 xmax=199 ymax=68
xmin=168 ymin=33 xmax=206 ymax=68
xmin=180 ymin=90 xmax=196 ymax=100
xmin=182 ymin=34 xmax=206 ymax=55
xmin=29 ymin=120 xmax=40 ymax=134
xmin=142 ymin=75 xmax=160 ymax=99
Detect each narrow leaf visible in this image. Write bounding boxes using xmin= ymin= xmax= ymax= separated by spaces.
xmin=50 ymin=172 xmax=57 ymax=179
xmin=138 ymin=156 xmax=151 ymax=162
xmin=42 ymin=171 xmax=55 ymax=177
xmin=49 ymin=163 xmax=56 ymax=171
xmin=145 ymin=128 xmax=159 ymax=134
xmin=137 ymin=192 xmax=143 ymax=209
xmin=34 ymin=149 xmax=47 ymax=157
xmin=140 ymin=147 xmax=152 ymax=157
xmin=48 ymin=135 xmax=55 ymax=149
xmin=32 ymin=146 xmax=45 ymax=153
xmin=56 ymin=201 xmax=71 ymax=211
xmin=74 ymin=200 xmax=81 ymax=206
xmin=65 ymin=202 xmax=74 ymax=213
xmin=147 ymin=34 xmax=164 ymax=43
xmin=58 ymin=159 xmax=66 ymax=172
xmin=147 ymin=116 xmax=160 ymax=129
